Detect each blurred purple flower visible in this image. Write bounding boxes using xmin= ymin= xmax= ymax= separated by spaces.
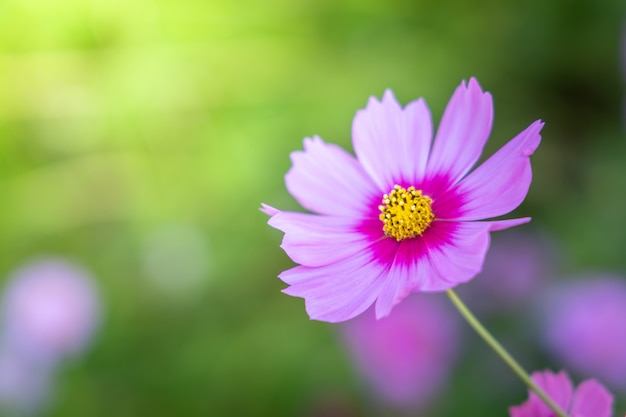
xmin=0 ymin=258 xmax=102 ymax=364
xmin=541 ymin=276 xmax=626 ymax=390
xmin=509 ymin=369 xmax=613 ymax=417
xmin=0 ymin=346 xmax=52 ymax=415
xmin=263 ymin=78 xmax=543 ymax=322
xmin=456 ymin=231 xmax=557 ymax=312
xmin=339 ymin=294 xmax=460 ymax=410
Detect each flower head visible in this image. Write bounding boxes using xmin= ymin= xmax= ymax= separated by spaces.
xmin=263 ymin=78 xmax=543 ymax=322
xmin=339 ymin=294 xmax=460 ymax=410
xmin=509 ymin=370 xmax=613 ymax=417
xmin=541 ymin=276 xmax=626 ymax=390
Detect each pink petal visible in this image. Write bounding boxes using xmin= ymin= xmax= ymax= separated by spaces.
xmin=509 ymin=400 xmax=545 ymax=417
xmin=510 ymin=371 xmax=615 ymax=417
xmin=443 ymin=120 xmax=543 ymax=221
xmin=419 ymin=221 xmax=491 ymax=291
xmin=285 ymin=136 xmax=377 ymax=217
xmin=488 ymin=217 xmax=531 ymax=231
xmin=352 ymin=89 xmax=433 ymax=191
xmin=536 ymin=370 xmax=574 ymax=412
xmin=570 ymin=379 xmax=613 ymax=417
xmin=366 ymin=230 xmax=436 ymax=319
xmin=373 ymin=241 xmax=423 ymax=319
xmin=267 ymin=211 xmax=367 ymax=267
xmin=425 ymin=78 xmax=493 ymax=188
xmin=372 ymin=221 xmax=492 ymax=317
xmin=510 ymin=370 xmax=573 ymax=417
xmin=279 ymin=250 xmax=387 ymax=323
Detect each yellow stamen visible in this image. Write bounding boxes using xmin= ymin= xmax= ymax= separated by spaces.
xmin=378 ymin=185 xmax=434 ymax=242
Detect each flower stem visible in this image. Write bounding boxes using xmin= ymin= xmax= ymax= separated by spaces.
xmin=445 ymin=289 xmax=570 ymax=417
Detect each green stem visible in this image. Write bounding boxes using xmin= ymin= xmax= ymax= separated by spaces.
xmin=446 ymin=289 xmax=570 ymax=417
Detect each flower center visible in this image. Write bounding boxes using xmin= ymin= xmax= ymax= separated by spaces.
xmin=378 ymin=185 xmax=434 ymax=242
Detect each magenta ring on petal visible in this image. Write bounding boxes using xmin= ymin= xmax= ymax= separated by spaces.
xmin=263 ymin=78 xmax=543 ymax=323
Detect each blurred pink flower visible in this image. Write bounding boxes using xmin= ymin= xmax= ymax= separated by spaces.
xmin=456 ymin=231 xmax=557 ymax=312
xmin=339 ymin=294 xmax=460 ymax=410
xmin=509 ymin=370 xmax=613 ymax=417
xmin=541 ymin=276 xmax=626 ymax=390
xmin=0 ymin=258 xmax=102 ymax=364
xmin=263 ymin=78 xmax=543 ymax=322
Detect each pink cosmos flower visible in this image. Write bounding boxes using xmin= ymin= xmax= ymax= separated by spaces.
xmin=339 ymin=294 xmax=460 ymax=410
xmin=263 ymin=78 xmax=543 ymax=322
xmin=509 ymin=370 xmax=613 ymax=417
xmin=541 ymin=276 xmax=626 ymax=390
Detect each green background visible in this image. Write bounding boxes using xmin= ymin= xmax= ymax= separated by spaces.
xmin=1 ymin=0 xmax=625 ymax=415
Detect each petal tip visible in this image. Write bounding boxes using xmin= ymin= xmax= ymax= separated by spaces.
xmin=366 ymin=95 xmax=381 ymax=108
xmin=260 ymin=203 xmax=280 ymax=217
xmin=303 ymin=135 xmax=324 ymax=150
xmin=382 ymin=88 xmax=397 ymax=103
xmin=281 ymin=285 xmax=295 ymax=295
xmin=467 ymin=77 xmax=480 ymax=89
xmin=374 ymin=305 xmax=392 ymax=320
xmin=488 ymin=217 xmax=531 ymax=231
xmin=463 ymin=77 xmax=492 ymax=105
xmin=521 ymin=121 xmax=544 ymax=156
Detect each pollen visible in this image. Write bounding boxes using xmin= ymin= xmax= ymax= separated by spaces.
xmin=378 ymin=185 xmax=435 ymax=242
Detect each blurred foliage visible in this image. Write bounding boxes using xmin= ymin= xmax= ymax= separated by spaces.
xmin=1 ymin=0 xmax=626 ymax=416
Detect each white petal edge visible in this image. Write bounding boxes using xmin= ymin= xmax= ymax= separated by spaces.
xmin=285 ymin=136 xmax=377 ymax=217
